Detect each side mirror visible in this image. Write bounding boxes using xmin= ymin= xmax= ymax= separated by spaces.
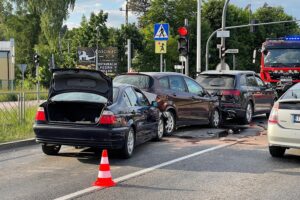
xmin=151 ymin=101 xmax=158 ymax=108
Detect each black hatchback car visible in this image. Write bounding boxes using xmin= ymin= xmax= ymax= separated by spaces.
xmin=33 ymin=69 xmax=163 ymax=158
xmin=114 ymin=72 xmax=221 ymax=135
xmin=196 ymin=70 xmax=277 ymax=124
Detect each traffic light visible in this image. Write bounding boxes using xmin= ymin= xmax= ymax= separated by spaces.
xmin=221 ymin=46 xmax=226 ymax=59
xmin=34 ymin=53 xmax=40 ymax=65
xmin=177 ymin=26 xmax=189 ymax=56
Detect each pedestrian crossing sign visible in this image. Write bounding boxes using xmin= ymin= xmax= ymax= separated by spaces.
xmin=154 ymin=23 xmax=169 ymax=41
xmin=155 ymin=41 xmax=167 ymax=54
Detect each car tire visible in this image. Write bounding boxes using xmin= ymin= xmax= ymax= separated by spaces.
xmin=269 ymin=146 xmax=286 ymax=157
xmin=240 ymin=102 xmax=253 ymax=125
xmin=42 ymin=144 xmax=61 ymax=155
xmin=209 ymin=109 xmax=221 ymax=128
xmin=154 ymin=117 xmax=164 ymax=141
xmin=163 ymin=111 xmax=176 ymax=136
xmin=121 ymin=127 xmax=135 ymax=159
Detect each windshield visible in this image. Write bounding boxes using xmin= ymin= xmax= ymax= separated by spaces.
xmin=196 ymin=75 xmax=235 ymax=89
xmin=51 ymin=92 xmax=107 ymax=103
xmin=114 ymin=75 xmax=151 ymax=89
xmin=264 ymin=49 xmax=300 ymax=67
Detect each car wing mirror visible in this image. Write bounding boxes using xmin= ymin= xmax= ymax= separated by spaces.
xmin=151 ymin=101 xmax=158 ymax=107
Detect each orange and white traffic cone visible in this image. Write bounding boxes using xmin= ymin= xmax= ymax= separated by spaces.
xmin=93 ymin=149 xmax=116 ymax=187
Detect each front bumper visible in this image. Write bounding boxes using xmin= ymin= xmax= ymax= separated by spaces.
xmin=268 ymin=123 xmax=300 ymax=149
xmin=33 ymin=123 xmax=129 ymax=149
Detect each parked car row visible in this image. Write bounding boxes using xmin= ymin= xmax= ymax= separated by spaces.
xmin=33 ymin=69 xmax=277 ymax=158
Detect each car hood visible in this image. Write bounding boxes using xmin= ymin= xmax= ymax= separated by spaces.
xmin=48 ymin=69 xmax=113 ymax=102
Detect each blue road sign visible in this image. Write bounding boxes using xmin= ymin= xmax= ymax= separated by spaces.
xmin=154 ymin=23 xmax=169 ymax=41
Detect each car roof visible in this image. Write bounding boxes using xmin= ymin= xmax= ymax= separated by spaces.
xmin=124 ymin=72 xmax=188 ymax=79
xmin=200 ymin=70 xmax=256 ymax=76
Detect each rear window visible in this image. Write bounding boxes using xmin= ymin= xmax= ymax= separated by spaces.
xmin=196 ymin=75 xmax=235 ymax=89
xmin=113 ymin=88 xmax=119 ymax=103
xmin=282 ymin=89 xmax=300 ymax=100
xmin=114 ymin=75 xmax=151 ymax=89
xmin=51 ymin=92 xmax=107 ymax=103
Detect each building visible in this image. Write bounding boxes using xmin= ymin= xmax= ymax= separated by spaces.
xmin=0 ymin=39 xmax=15 ymax=89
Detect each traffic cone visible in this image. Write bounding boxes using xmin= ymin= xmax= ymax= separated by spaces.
xmin=93 ymin=149 xmax=116 ymax=187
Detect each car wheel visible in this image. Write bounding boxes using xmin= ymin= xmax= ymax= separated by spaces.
xmin=154 ymin=117 xmax=164 ymax=141
xmin=42 ymin=144 xmax=61 ymax=155
xmin=269 ymin=146 xmax=286 ymax=157
xmin=240 ymin=102 xmax=253 ymax=124
xmin=164 ymin=111 xmax=176 ymax=136
xmin=209 ymin=109 xmax=221 ymax=128
xmin=121 ymin=127 xmax=135 ymax=159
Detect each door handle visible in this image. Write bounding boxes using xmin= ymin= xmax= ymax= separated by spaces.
xmin=131 ymin=110 xmax=136 ymax=115
xmin=172 ymin=93 xmax=177 ymax=97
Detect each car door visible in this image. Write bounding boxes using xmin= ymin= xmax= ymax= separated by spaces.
xmin=255 ymin=75 xmax=274 ymax=112
xmin=168 ymin=75 xmax=193 ymax=125
xmin=124 ymin=87 xmax=146 ymax=145
xmin=184 ymin=77 xmax=210 ymax=124
xmin=134 ymin=88 xmax=158 ymax=140
xmin=246 ymin=74 xmax=263 ymax=113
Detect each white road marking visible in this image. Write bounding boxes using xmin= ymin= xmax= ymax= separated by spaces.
xmin=54 ymin=142 xmax=237 ymax=200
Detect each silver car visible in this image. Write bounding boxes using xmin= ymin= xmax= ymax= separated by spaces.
xmin=268 ymin=83 xmax=300 ymax=157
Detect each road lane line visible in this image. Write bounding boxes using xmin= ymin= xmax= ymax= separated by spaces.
xmin=54 ymin=142 xmax=236 ymax=200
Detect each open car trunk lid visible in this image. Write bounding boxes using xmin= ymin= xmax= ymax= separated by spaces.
xmin=49 ymin=69 xmax=112 ymax=102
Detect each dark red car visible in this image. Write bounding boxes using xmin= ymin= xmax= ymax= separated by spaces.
xmin=114 ymin=72 xmax=221 ymax=135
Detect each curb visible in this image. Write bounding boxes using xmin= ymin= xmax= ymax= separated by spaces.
xmin=0 ymin=138 xmax=37 ymax=151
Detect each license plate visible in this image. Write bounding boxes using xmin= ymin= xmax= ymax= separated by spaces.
xmin=280 ymin=77 xmax=292 ymax=82
xmin=294 ymin=115 xmax=300 ymax=123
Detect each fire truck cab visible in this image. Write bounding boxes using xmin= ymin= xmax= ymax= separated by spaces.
xmin=259 ymin=36 xmax=300 ymax=95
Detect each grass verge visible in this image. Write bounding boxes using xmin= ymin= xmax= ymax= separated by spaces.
xmin=0 ymin=106 xmax=37 ymax=143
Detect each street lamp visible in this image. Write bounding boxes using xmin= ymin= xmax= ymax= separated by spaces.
xmin=220 ymin=0 xmax=230 ymax=70
xmin=196 ymin=0 xmax=201 ymax=74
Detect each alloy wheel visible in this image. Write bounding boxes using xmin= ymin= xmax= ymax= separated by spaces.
xmin=127 ymin=128 xmax=135 ymax=155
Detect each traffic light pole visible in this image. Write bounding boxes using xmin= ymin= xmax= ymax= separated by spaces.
xmin=205 ymin=19 xmax=300 ymax=71
xmin=127 ymin=39 xmax=132 ymax=72
xmin=185 ymin=19 xmax=189 ymax=76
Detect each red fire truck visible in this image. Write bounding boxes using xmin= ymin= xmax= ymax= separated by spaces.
xmin=259 ymin=36 xmax=300 ymax=95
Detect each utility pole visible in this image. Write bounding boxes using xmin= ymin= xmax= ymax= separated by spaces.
xmin=220 ymin=0 xmax=230 ymax=71
xmin=120 ymin=0 xmax=129 ymax=25
xmin=196 ymin=0 xmax=202 ymax=74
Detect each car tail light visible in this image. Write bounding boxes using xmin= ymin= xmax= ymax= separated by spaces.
xmin=268 ymin=102 xmax=279 ymax=124
xmin=221 ymin=90 xmax=241 ymax=96
xmin=99 ymin=111 xmax=116 ymax=125
xmin=35 ymin=107 xmax=46 ymax=122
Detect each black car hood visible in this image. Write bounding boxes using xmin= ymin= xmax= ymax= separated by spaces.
xmin=48 ymin=69 xmax=113 ymax=102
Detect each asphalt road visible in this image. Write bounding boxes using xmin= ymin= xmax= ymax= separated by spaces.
xmin=1 ymin=116 xmax=300 ymax=200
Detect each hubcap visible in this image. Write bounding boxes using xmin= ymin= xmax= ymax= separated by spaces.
xmin=246 ymin=104 xmax=252 ymax=122
xmin=158 ymin=118 xmax=164 ymax=138
xmin=213 ymin=110 xmax=220 ymax=127
xmin=165 ymin=112 xmax=174 ymax=133
xmin=127 ymin=129 xmax=134 ymax=155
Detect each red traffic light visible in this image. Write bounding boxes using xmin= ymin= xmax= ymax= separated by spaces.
xmin=178 ymin=27 xmax=188 ymax=36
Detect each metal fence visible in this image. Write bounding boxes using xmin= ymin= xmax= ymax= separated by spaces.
xmin=0 ymin=92 xmax=47 ymax=125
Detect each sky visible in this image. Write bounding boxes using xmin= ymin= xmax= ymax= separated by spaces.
xmin=64 ymin=0 xmax=300 ymax=29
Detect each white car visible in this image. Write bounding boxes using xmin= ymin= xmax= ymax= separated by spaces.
xmin=268 ymin=83 xmax=300 ymax=157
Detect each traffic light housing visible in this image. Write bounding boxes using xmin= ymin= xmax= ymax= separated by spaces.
xmin=34 ymin=53 xmax=40 ymax=65
xmin=177 ymin=26 xmax=189 ymax=56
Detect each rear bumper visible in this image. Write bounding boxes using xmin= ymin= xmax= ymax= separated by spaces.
xmin=220 ymin=105 xmax=245 ymax=119
xmin=268 ymin=123 xmax=300 ymax=149
xmin=33 ymin=124 xmax=129 ymax=149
